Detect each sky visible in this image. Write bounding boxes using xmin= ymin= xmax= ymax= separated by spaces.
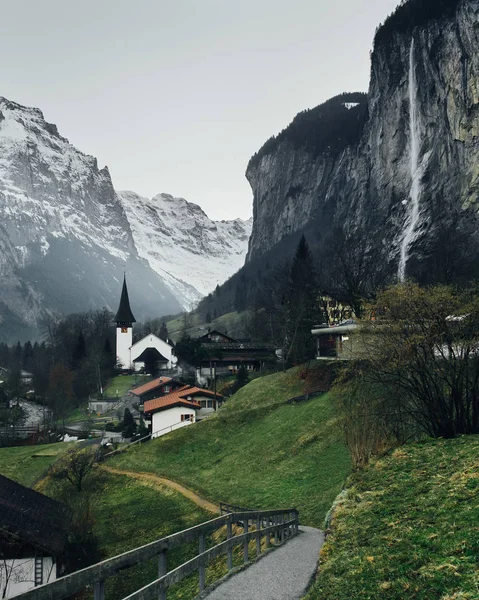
xmin=0 ymin=0 xmax=399 ymax=220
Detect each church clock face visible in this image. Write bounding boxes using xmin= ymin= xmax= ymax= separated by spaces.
xmin=121 ymin=327 xmax=128 ymax=333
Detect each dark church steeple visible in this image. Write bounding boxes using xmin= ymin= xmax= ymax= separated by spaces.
xmin=114 ymin=275 xmax=136 ymax=325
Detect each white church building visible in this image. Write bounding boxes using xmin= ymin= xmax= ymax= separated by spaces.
xmin=114 ymin=276 xmax=177 ymax=372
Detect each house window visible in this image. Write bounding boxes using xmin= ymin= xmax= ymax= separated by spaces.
xmin=163 ymin=385 xmax=170 ymax=393
xmin=207 ymin=399 xmax=213 ymax=408
xmin=181 ymin=414 xmax=193 ymax=422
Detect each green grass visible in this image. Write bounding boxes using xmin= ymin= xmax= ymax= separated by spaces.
xmin=104 ymin=374 xmax=145 ymax=398
xmin=90 ymin=470 xmax=210 ymax=599
xmin=306 ymin=436 xmax=479 ymax=600
xmin=0 ymin=442 xmax=75 ymax=486
xmin=110 ymin=365 xmax=351 ymax=527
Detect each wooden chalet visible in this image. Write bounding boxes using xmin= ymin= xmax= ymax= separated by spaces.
xmin=0 ymin=475 xmax=71 ymax=598
xmin=195 ymin=330 xmax=275 ymax=385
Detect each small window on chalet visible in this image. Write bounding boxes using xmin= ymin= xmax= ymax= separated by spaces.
xmin=181 ymin=414 xmax=193 ymax=422
xmin=163 ymin=385 xmax=170 ymax=393
xmin=207 ymin=399 xmax=213 ymax=408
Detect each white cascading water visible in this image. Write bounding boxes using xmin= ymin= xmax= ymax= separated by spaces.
xmin=398 ymin=38 xmax=421 ymax=282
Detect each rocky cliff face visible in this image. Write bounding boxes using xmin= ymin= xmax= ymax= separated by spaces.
xmin=0 ymin=98 xmax=182 ymax=341
xmin=246 ymin=0 xmax=479 ymax=283
xmin=117 ymin=191 xmax=252 ymax=310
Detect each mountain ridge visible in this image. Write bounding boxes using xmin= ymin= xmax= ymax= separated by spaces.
xmin=0 ymin=97 xmax=251 ymax=341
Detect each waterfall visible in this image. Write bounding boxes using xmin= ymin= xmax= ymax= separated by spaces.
xmin=398 ymin=38 xmax=421 ymax=282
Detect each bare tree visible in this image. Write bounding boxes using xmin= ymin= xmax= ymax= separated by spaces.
xmin=52 ymin=447 xmax=98 ymax=491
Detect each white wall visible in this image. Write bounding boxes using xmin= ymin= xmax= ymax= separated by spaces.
xmin=191 ymin=393 xmax=217 ymax=420
xmin=1 ymin=556 xmax=56 ymax=598
xmin=116 ymin=326 xmax=133 ymax=369
xmin=130 ymin=334 xmax=177 ymax=371
xmin=151 ymin=406 xmax=196 ymax=438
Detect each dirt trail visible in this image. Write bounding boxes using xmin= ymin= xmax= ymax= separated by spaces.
xmin=100 ymin=465 xmax=219 ymax=514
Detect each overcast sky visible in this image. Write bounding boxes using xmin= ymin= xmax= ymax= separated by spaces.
xmin=1 ymin=0 xmax=399 ymax=220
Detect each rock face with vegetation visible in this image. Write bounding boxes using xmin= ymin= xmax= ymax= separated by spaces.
xmin=246 ymin=0 xmax=479 ymax=284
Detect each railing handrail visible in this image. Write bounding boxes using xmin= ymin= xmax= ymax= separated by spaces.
xmin=103 ymin=420 xmax=190 ymax=457
xmin=219 ymin=501 xmax=254 ymax=514
xmin=122 ymin=517 xmax=298 ymax=600
xmin=17 ymin=508 xmax=299 ymax=600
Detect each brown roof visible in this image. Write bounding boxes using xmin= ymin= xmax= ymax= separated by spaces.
xmin=178 ymin=386 xmax=224 ymax=400
xmin=144 ymin=390 xmax=200 ymax=414
xmin=0 ymin=474 xmax=71 ymax=555
xmin=130 ymin=377 xmax=172 ymax=397
xmin=144 ymin=385 xmax=223 ymax=414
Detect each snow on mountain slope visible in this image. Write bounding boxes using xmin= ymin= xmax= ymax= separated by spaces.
xmin=0 ymin=97 xmax=182 ymax=340
xmin=117 ymin=191 xmax=253 ymax=310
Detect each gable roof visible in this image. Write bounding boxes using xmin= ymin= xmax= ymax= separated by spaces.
xmin=130 ymin=377 xmax=172 ymax=397
xmin=177 ymin=386 xmax=224 ymax=400
xmin=144 ymin=389 xmax=200 ymax=414
xmin=131 ymin=333 xmax=173 ymax=352
xmin=197 ymin=330 xmax=238 ymax=343
xmin=0 ymin=474 xmax=71 ymax=555
xmin=144 ymin=385 xmax=223 ymax=414
xmin=114 ymin=275 xmax=136 ymax=323
xmin=133 ymin=347 xmax=169 ymax=363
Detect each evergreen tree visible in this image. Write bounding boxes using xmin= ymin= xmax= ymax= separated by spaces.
xmin=22 ymin=341 xmax=34 ymax=372
xmin=122 ymin=408 xmax=136 ymax=438
xmin=72 ymin=332 xmax=87 ymax=369
xmin=159 ymin=322 xmax=169 ymax=342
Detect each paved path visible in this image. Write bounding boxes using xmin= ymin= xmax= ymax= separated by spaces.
xmin=204 ymin=526 xmax=324 ymax=600
xmin=99 ymin=465 xmax=219 ymax=513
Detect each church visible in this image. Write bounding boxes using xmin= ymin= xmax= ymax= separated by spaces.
xmin=114 ymin=276 xmax=177 ymax=372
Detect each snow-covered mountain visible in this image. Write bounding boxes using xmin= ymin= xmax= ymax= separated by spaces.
xmin=0 ymin=97 xmax=252 ymax=340
xmin=117 ymin=191 xmax=252 ymax=310
xmin=0 ymin=97 xmax=183 ymax=341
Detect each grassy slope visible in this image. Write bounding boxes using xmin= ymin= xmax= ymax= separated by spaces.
xmin=306 ymin=436 xmax=479 ymax=600
xmin=85 ymin=469 xmax=211 ymax=600
xmin=103 ymin=374 xmax=140 ymax=397
xmin=111 ymin=366 xmax=351 ymax=527
xmin=0 ymin=442 xmax=75 ymax=486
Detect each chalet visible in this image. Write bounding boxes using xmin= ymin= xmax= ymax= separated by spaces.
xmin=114 ymin=277 xmax=177 ymax=373
xmin=143 ymin=385 xmax=224 ymax=437
xmin=195 ymin=330 xmax=275 ymax=385
xmin=0 ymin=474 xmax=71 ymax=598
xmin=129 ymin=377 xmax=185 ymax=405
xmin=143 ymin=387 xmax=200 ymax=438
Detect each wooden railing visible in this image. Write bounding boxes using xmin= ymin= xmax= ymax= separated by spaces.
xmin=17 ymin=508 xmax=299 ymax=600
xmin=102 ymin=420 xmax=189 ymax=458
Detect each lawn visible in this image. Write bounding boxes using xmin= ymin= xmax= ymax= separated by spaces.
xmin=110 ymin=364 xmax=351 ymax=527
xmin=103 ymin=374 xmax=146 ymax=398
xmin=305 ymin=435 xmax=479 ymax=600
xmin=0 ymin=442 xmax=76 ymax=486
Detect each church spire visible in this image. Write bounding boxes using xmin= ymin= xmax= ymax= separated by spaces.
xmin=114 ymin=275 xmax=136 ymax=324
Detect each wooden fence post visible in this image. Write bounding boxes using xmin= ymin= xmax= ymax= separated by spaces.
xmin=274 ymin=515 xmax=279 ymax=545
xmin=199 ymin=531 xmax=206 ymax=592
xmin=243 ymin=518 xmax=249 ymax=563
xmin=256 ymin=515 xmax=261 ymax=556
xmin=158 ymin=549 xmax=167 ymax=600
xmin=227 ymin=518 xmax=233 ymax=571
xmin=93 ymin=580 xmax=105 ymax=600
xmin=265 ymin=515 xmax=270 ymax=548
